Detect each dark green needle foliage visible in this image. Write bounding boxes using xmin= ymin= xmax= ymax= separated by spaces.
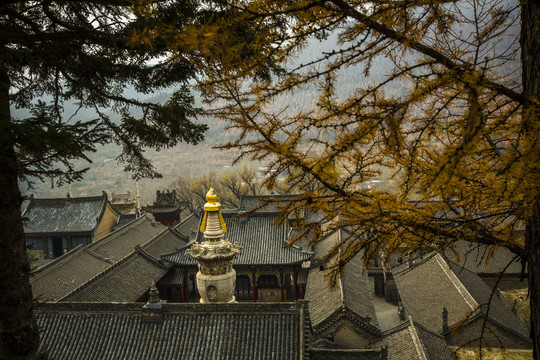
xmin=0 ymin=1 xmax=207 ymax=359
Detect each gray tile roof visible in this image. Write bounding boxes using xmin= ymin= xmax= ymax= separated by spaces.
xmin=310 ymin=348 xmax=386 ymax=360
xmin=237 ymin=194 xmax=324 ymax=223
xmin=306 ymin=230 xmax=379 ymax=336
xmin=115 ymin=213 xmax=138 ymax=229
xmin=59 ymin=248 xmax=170 ymax=302
xmin=238 ymin=194 xmax=300 ymax=212
xmin=173 ymin=213 xmax=200 ymax=239
xmin=394 ymin=253 xmax=529 ymax=339
xmin=312 ymin=230 xmax=340 ymax=263
xmin=162 ymin=212 xmax=312 ymax=266
xmin=31 ymin=246 xmax=111 ymax=302
xmin=143 ymin=204 xmax=183 ymax=214
xmin=448 ymin=261 xmax=529 ymax=337
xmin=370 ymin=317 xmax=453 ymax=360
xmin=30 ymin=215 xmax=166 ymax=301
xmin=142 ymin=190 xmax=188 ymax=214
xmin=88 ymin=215 xmax=166 ymax=262
xmin=444 ymin=240 xmax=523 ymax=275
xmin=23 ymin=193 xmax=109 ymax=234
xmin=36 ymin=302 xmax=309 ymax=360
xmin=59 ymin=229 xmax=187 ymax=302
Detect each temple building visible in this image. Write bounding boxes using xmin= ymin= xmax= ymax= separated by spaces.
xmin=24 ymin=192 xmax=118 ymax=259
xmin=160 ymin=195 xmax=313 ymax=303
xmin=30 ymin=215 xmax=172 ymax=302
xmin=393 ymin=253 xmax=531 ymax=349
xmin=32 ymin=188 xmax=459 ymax=359
xmin=142 ymin=189 xmax=188 ymax=227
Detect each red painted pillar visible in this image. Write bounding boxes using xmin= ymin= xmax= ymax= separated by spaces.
xmin=252 ymin=273 xmax=257 ymax=302
xmin=183 ymin=272 xmax=189 ymax=303
xmin=294 ymin=271 xmax=298 ymax=300
xmin=280 ymin=272 xmax=284 ymax=302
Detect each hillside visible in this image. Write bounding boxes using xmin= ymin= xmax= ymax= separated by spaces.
xmin=14 ymin=36 xmax=397 ymax=203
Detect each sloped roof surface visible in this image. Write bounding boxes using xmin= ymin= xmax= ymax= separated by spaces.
xmin=88 ymin=215 xmax=165 ymax=262
xmin=312 ymin=230 xmax=340 ymax=262
xmin=238 ymin=194 xmax=299 ymax=212
xmin=414 ymin=324 xmax=454 ymax=360
xmin=162 ymin=212 xmax=312 ymax=266
xmin=36 ymin=302 xmax=308 ymax=360
xmin=371 ymin=319 xmax=452 ymax=360
xmin=23 ymin=194 xmax=107 ymax=234
xmin=394 ymin=254 xmax=529 ymax=338
xmin=30 ymin=215 xmax=165 ymax=301
xmin=173 ymin=213 xmax=200 ymax=239
xmin=59 ymin=250 xmax=169 ymax=302
xmin=116 ymin=213 xmax=138 ymax=229
xmin=31 ymin=246 xmax=111 ymax=302
xmin=59 ymin=229 xmax=188 ymax=302
xmin=306 ymin=230 xmax=378 ymax=334
xmin=444 ymin=240 xmax=522 ymax=275
xmin=144 ymin=228 xmax=189 ymax=257
xmin=448 ymin=261 xmax=529 ymax=337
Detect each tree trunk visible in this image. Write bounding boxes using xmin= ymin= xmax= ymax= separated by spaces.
xmin=0 ymin=61 xmax=39 ymax=358
xmin=528 ymin=204 xmax=540 ymax=359
xmin=522 ymin=0 xmax=540 ymax=358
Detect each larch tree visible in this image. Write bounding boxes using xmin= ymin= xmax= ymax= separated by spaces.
xmin=174 ymin=165 xmax=263 ymax=210
xmin=151 ymin=0 xmax=539 ymax=355
xmin=0 ymin=1 xmax=208 ymax=359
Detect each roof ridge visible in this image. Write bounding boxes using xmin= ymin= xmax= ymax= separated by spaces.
xmin=173 ymin=212 xmax=196 ymax=228
xmin=83 ymin=247 xmax=113 ymax=263
xmin=378 ymin=318 xmax=412 ymax=335
xmin=87 ymin=214 xmax=158 ymax=250
xmin=28 ymin=194 xmax=106 ymax=204
xmin=30 ymin=244 xmax=87 ymax=280
xmin=160 ymin=239 xmax=196 ymax=262
xmin=407 ymin=317 xmax=448 ymax=340
xmin=434 ymin=253 xmax=478 ymax=311
xmin=477 ymin=314 xmax=532 ymax=341
xmin=407 ymin=316 xmax=428 ymax=360
xmin=337 ymin=230 xmax=345 ymax=306
xmin=139 ymin=227 xmax=173 ymax=250
xmin=58 ymin=244 xmax=169 ymax=302
xmin=58 ymin=250 xmax=141 ymax=301
xmin=135 ymin=245 xmax=170 ymax=268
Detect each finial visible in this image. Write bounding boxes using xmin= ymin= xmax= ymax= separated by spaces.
xmin=204 ymin=188 xmax=221 ymax=210
xmin=199 ymin=188 xmax=227 ymax=233
xmin=136 ymin=181 xmax=141 ymax=213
